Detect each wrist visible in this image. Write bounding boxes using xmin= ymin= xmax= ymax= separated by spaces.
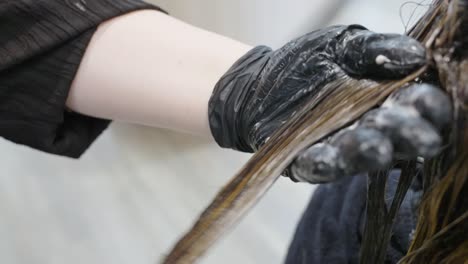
xmin=208 ymin=46 xmax=273 ymax=152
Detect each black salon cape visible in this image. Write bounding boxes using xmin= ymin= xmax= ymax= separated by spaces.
xmin=0 ymin=0 xmax=162 ymax=158
xmin=1 ymin=1 xmax=420 ymax=263
xmin=285 ymin=170 xmax=422 ymax=264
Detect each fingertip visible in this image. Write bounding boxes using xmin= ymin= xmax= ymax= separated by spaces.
xmin=366 ymin=35 xmax=426 ymax=78
xmin=342 ymin=33 xmax=426 ymax=79
xmin=362 ymin=107 xmax=443 ymax=158
xmin=388 ymin=83 xmax=452 ymax=130
xmin=332 ymin=128 xmax=394 ymax=173
xmin=291 ymin=143 xmax=341 ymax=183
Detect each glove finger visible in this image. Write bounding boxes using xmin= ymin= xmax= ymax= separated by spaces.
xmin=384 ymin=83 xmax=452 ymax=130
xmin=289 ymin=143 xmax=340 ymax=183
xmin=330 ymin=127 xmax=393 ymax=175
xmin=338 ymin=28 xmax=426 ymax=79
xmin=290 ymin=127 xmax=393 ymax=183
xmin=360 ymin=106 xmax=442 ymax=158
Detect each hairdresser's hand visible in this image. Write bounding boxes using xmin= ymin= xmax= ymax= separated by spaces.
xmin=208 ymin=25 xmax=451 ymax=183
xmin=289 ymin=83 xmax=451 ymax=182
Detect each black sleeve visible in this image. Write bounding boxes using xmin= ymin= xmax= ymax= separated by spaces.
xmin=0 ymin=0 xmax=164 ymax=158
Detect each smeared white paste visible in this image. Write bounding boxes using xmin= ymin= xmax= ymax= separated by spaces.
xmin=375 ymin=55 xmax=391 ymax=65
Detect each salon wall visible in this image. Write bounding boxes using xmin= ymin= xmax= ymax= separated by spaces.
xmin=150 ymin=0 xmax=345 ymax=48
xmin=151 ymin=0 xmax=426 ymax=47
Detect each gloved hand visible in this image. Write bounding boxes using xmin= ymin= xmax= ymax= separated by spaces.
xmin=208 ymin=25 xmax=452 ymax=183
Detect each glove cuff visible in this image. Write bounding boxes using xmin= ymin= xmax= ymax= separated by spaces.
xmin=208 ymin=46 xmax=272 ymax=153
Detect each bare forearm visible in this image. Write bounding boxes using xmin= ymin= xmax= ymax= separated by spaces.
xmin=67 ymin=10 xmax=251 ymax=137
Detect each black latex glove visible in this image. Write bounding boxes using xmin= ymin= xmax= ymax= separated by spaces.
xmin=208 ymin=25 xmax=452 ymax=183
